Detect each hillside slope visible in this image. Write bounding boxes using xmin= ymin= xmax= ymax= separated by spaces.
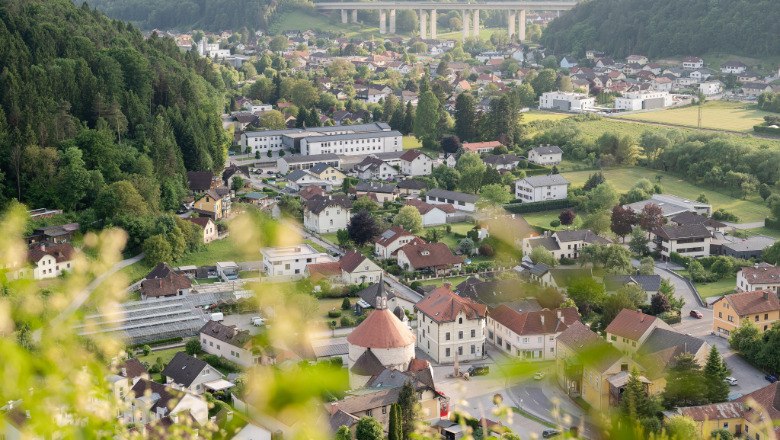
xmin=541 ymin=0 xmax=780 ymax=58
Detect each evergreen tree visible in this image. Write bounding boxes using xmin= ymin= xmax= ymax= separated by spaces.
xmin=390 ymin=104 xmax=405 ymax=132
xmin=620 ymin=368 xmax=656 ymax=421
xmin=413 ymin=91 xmax=441 ymax=143
xmin=296 ymin=108 xmax=308 ymax=128
xmin=703 ymin=346 xmax=730 ymax=403
xmin=305 ymin=108 xmax=321 ymax=127
xmin=662 ymin=353 xmax=708 ymax=408
xmin=454 ymin=92 xmax=477 ymax=142
xmin=398 ymin=380 xmax=419 ymax=440
xmin=402 ymin=101 xmax=414 ymax=136
xmin=388 ymin=403 xmax=402 ymax=440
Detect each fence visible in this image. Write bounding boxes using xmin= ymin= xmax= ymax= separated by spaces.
xmin=403 ymin=266 xmax=512 ymax=283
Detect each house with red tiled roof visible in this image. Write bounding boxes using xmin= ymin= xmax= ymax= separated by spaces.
xmin=399 ymin=149 xmax=433 ymax=176
xmin=405 ymin=198 xmax=455 ymax=226
xmin=712 ymin=289 xmax=780 ymax=337
xmin=605 ymin=309 xmax=670 ymax=354
xmin=374 ymin=226 xmax=422 ymax=259
xmin=24 ymin=242 xmax=75 ymax=280
xmin=139 ymin=263 xmax=192 ymax=300
xmin=306 ymin=251 xmax=383 ymax=285
xmin=737 ymin=264 xmax=780 ymax=293
xmin=415 ymin=285 xmax=487 ymax=363
xmin=397 ymin=242 xmax=463 ymax=276
xmin=487 ymin=305 xmax=580 ymax=361
xmin=462 ymin=140 xmax=503 ymax=154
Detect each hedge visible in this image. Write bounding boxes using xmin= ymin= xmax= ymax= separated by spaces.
xmin=504 ymin=199 xmax=573 ymax=213
xmin=766 ymin=217 xmax=780 ymax=231
xmin=753 ymin=125 xmax=780 ymax=135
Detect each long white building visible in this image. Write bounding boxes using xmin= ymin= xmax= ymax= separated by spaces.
xmin=260 ymin=244 xmax=334 ymax=277
xmin=241 ymin=122 xmax=401 ymax=157
xmin=300 ymin=130 xmax=402 ymax=156
xmin=539 ymin=91 xmax=595 ymax=112
xmin=614 ymin=91 xmax=673 ymax=111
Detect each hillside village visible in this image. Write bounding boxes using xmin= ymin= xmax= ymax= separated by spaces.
xmin=3 ymin=1 xmax=780 ymax=440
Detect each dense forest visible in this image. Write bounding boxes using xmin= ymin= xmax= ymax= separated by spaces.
xmin=79 ymin=0 xmax=309 ymax=32
xmin=541 ymin=0 xmax=780 ymax=58
xmin=0 ymin=0 xmax=226 ymax=230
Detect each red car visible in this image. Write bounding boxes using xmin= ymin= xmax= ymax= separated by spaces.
xmin=690 ymin=310 xmax=703 ymax=319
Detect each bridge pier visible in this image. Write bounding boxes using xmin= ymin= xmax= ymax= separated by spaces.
xmin=518 ymin=9 xmax=526 ymax=42
xmin=341 ymin=9 xmax=347 ymax=24
xmin=419 ymin=10 xmax=427 ymax=39
xmin=379 ymin=9 xmax=387 ymax=34
xmin=430 ymin=9 xmax=437 ymax=39
xmin=389 ymin=9 xmax=396 ymax=33
xmin=508 ymin=10 xmax=516 ymax=38
xmin=472 ymin=9 xmax=479 ymax=38
xmin=461 ymin=10 xmax=470 ymax=40
xmin=352 ymin=9 xmax=358 ymax=23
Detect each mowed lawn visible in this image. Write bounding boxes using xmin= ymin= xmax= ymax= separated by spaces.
xmin=616 ymin=101 xmax=772 ymax=132
xmin=561 ymin=167 xmax=770 ymax=223
xmin=522 ymin=210 xmax=584 ymax=231
xmin=402 ymin=135 xmax=422 ymax=149
xmin=418 ymin=276 xmax=470 ymax=288
xmin=521 ymin=111 xmax=572 ymax=123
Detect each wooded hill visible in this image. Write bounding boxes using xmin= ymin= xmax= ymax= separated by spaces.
xmin=0 ymin=0 xmax=227 ymax=216
xmin=541 ymin=0 xmax=780 ymax=59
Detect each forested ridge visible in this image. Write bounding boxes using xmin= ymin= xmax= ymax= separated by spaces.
xmin=0 ymin=0 xmax=227 ymax=218
xmin=541 ymin=0 xmax=780 ymax=58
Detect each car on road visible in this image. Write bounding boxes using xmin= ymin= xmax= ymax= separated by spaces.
xmin=251 ymin=317 xmax=266 ymax=326
xmin=766 ymin=374 xmax=778 ymax=383
xmin=542 ymin=429 xmax=560 ymax=438
xmin=690 ymin=310 xmax=703 ymax=319
xmin=467 ymin=365 xmax=489 ymax=376
xmin=533 ymin=371 xmax=546 ymax=380
xmin=725 ymin=377 xmax=738 ymax=386
xmin=267 ymin=170 xmax=275 ymax=175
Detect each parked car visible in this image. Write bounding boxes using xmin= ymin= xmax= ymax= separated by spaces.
xmin=690 ymin=310 xmax=703 ymax=319
xmin=210 ymin=312 xmax=224 ymax=322
xmin=542 ymin=429 xmax=560 ymax=438
xmin=467 ymin=365 xmax=489 ymax=376
xmin=267 ymin=170 xmax=275 ymax=175
xmin=766 ymin=374 xmax=778 ymax=383
xmin=251 ymin=317 xmax=266 ymax=326
xmin=533 ymin=371 xmax=546 ymax=380
xmin=725 ymin=377 xmax=738 ymax=386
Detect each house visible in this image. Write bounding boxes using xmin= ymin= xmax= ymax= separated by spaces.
xmin=487 ymin=305 xmax=580 ymax=361
xmin=186 ymin=171 xmax=215 ymax=193
xmin=737 ymin=264 xmax=780 ymax=293
xmin=308 ymin=163 xmax=346 ymax=185
xmin=161 ymin=352 xmax=229 ymax=395
xmin=634 ymin=327 xmax=710 ymax=391
xmin=353 ymin=182 xmax=397 ymax=203
xmin=193 ymin=189 xmax=230 ymax=220
xmin=651 ymin=224 xmax=712 ymax=261
xmin=303 ymin=195 xmax=352 ymax=233
xmin=415 ymin=285 xmax=488 ymax=363
xmin=200 ymin=320 xmax=263 ymax=368
xmin=522 ymin=229 xmax=611 ymax=261
xmin=604 ymin=274 xmax=662 ymax=301
xmin=669 ymin=211 xmax=726 ymax=232
xmin=462 ymin=141 xmax=503 ymax=154
xmin=239 ymin=191 xmax=272 ymax=208
xmin=681 ymin=56 xmax=704 ymax=70
xmin=185 ymin=217 xmax=218 ymax=244
xmin=261 ymin=243 xmax=335 ymax=277
xmin=355 ymin=279 xmax=417 ymax=316
xmin=298 ymin=185 xmax=326 ymax=201
xmin=515 ymin=175 xmax=570 ymax=203
xmin=27 ymin=222 xmax=80 ymax=244
xmin=720 ymin=60 xmax=747 ymax=74
xmin=425 ymin=188 xmax=477 ymax=213
xmin=222 ymin=165 xmax=251 ymax=188
xmin=285 ymin=169 xmax=330 ymax=192
xmin=356 ymin=86 xmax=391 ymax=103
xmin=538 ymin=91 xmax=595 ymax=112
xmin=397 ymin=242 xmax=463 ymax=275
xmin=139 ymin=263 xmax=192 ymax=300
xmin=556 ymin=321 xmax=642 ymax=412
xmin=699 ymin=80 xmax=723 ymax=96
xmin=405 ymin=198 xmax=455 ymax=226
xmin=337 ymin=251 xmax=384 ymax=285
xmin=216 ymin=261 xmax=239 ymax=281
xmin=712 ymin=290 xmax=780 ymax=337
xmin=374 ymin=226 xmax=422 ymax=259
xmin=300 ymin=129 xmax=402 ymax=157
xmin=625 ymin=193 xmax=712 ymax=218
xmin=123 ymin=379 xmax=209 ymax=428
xmin=666 ymin=382 xmax=780 ymax=440
xmin=560 ymin=56 xmax=578 ymax=69
xmin=399 ymin=150 xmax=433 ymax=176
xmin=527 ymin=145 xmax=563 ymax=165
xmin=604 ymin=309 xmax=670 ymax=354
xmin=626 ymin=55 xmax=648 ymax=65
xmin=743 ymin=82 xmax=774 ymax=97
xmin=614 ymin=91 xmax=673 ymax=111
xmin=23 ymin=242 xmax=75 ymax=280
xmin=482 ymin=154 xmax=521 ymax=171
xmin=396 ymin=179 xmax=428 ymax=197
xmin=353 ymin=156 xmax=399 ymax=181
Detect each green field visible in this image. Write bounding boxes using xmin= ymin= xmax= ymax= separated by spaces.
xmin=675 ymin=270 xmax=736 ymax=299
xmin=436 ymin=27 xmax=506 ymax=41
xmin=269 ymin=10 xmax=375 ymax=37
xmin=522 ymin=210 xmax=584 ymax=231
xmin=402 ymin=135 xmax=422 ymax=150
xmin=617 ymin=101 xmax=773 ymax=132
xmin=746 ymin=227 xmax=780 ymax=240
xmin=418 ymin=275 xmax=470 ymax=288
xmin=136 ymin=347 xmax=184 ymax=367
xmin=561 ymin=167 xmax=770 ymax=222
xmin=521 ymin=111 xmax=572 ymax=123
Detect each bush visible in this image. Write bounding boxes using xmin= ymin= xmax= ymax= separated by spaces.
xmin=142 ymin=345 xmax=151 ymax=356
xmin=658 ymin=310 xmax=681 ymax=325
xmin=185 ymin=338 xmax=202 ymax=356
xmin=712 ymin=209 xmax=739 ymax=222
xmin=559 ymin=256 xmax=576 ymax=265
xmin=478 ymin=244 xmax=495 ymax=257
xmin=766 ymin=217 xmax=780 ymax=230
xmin=550 ymin=219 xmax=561 ymax=227
xmin=504 ymin=199 xmax=573 ymax=213
xmin=341 ymin=297 xmax=351 ymax=310
xmin=340 ymin=315 xmax=355 ymax=327
xmin=327 ymin=310 xmax=342 ymax=318
xmin=201 ymin=354 xmax=241 ymax=373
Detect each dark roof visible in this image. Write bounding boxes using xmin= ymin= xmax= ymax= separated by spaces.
xmin=140 ymin=268 xmax=192 ymax=298
xmin=375 ymin=226 xmax=415 ymax=247
xmin=118 ymin=358 xmax=148 ymax=379
xmin=287 ymin=169 xmax=313 ymax=181
xmin=415 ymin=286 xmax=487 ymax=323
xmin=350 ymin=349 xmax=386 ymax=376
xmin=739 ymin=265 xmax=780 ymax=285
xmin=604 ymin=274 xmax=662 ymax=292
xmin=398 ymin=242 xmax=462 ymax=270
xmin=340 ymin=251 xmax=370 ymax=273
xmin=736 ymin=382 xmax=780 ymax=420
xmin=455 ymin=277 xmax=541 ymax=308
xmin=426 ymin=188 xmax=477 ymax=204
xmin=557 ymin=321 xmax=625 ymax=372
xmin=27 ymin=242 xmax=75 ymax=264
xmin=483 ymin=154 xmax=521 ymax=166
xmin=130 ymin=379 xmax=185 ymax=417
xmin=309 ymin=163 xmax=333 ymax=174
xmin=185 ymin=217 xmax=213 ymax=229
xmin=489 ymin=305 xmax=579 ymax=336
xmin=670 ymin=211 xmax=726 ymax=228
xmin=399 ymin=149 xmax=429 ymax=162
xmin=355 ymin=182 xmax=395 ymax=194
xmin=199 ymin=320 xmax=253 ymax=350
xmin=161 ymin=352 xmax=210 ymax=387
xmin=637 ymin=327 xmax=706 ymax=359
xmin=304 ymin=195 xmax=352 ymax=215
xmin=146 ymin=262 xmax=177 ymax=280
xmin=396 ymin=179 xmax=428 ymax=190
xmin=328 ymin=409 xmax=359 ymax=431
xmin=555 ymin=229 xmax=611 ymax=244
xmin=525 ymin=236 xmax=560 ymax=251
xmin=652 ymin=224 xmax=712 ymax=241
xmin=186 ymin=171 xmax=214 ymax=192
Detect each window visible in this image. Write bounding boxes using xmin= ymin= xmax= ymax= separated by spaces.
xmin=728 ymin=315 xmax=734 ymax=322
xmin=458 ymin=331 xmax=463 ymax=340
xmin=471 ymin=345 xmax=475 ymax=354
xmin=458 ymin=346 xmax=463 ymax=355
xmin=445 ymin=332 xmax=451 ymax=341
xmin=765 ymin=313 xmax=769 ymax=320
xmin=718 ymin=312 xmax=722 ymax=318
xmin=382 ymin=407 xmax=387 ymax=414
xmin=458 ymin=317 xmax=463 ymax=324
xmin=471 ymin=329 xmax=476 ymax=338
xmin=445 ymin=348 xmax=451 ymax=357
xmin=522 ymin=337 xmax=529 ymax=343
xmin=755 ymin=315 xmax=759 ymax=322
xmin=366 ymin=409 xmax=372 ymax=417
xmin=610 ymin=335 xmax=617 ymax=341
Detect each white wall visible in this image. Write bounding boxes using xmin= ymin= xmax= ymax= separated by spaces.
xmin=515 ymin=181 xmax=568 ymax=203
xmin=416 ymin=312 xmax=486 ymax=363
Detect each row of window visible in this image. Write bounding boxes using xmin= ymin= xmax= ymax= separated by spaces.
xmin=443 ymin=345 xmax=476 ymax=357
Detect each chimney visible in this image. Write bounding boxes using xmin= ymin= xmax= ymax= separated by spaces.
xmin=121 ymin=367 xmax=127 ymax=377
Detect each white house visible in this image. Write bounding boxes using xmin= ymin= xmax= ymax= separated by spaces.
xmin=185 ymin=217 xmax=218 ymax=244
xmin=399 ymin=149 xmax=433 ymax=176
xmin=337 ymin=251 xmax=384 ymax=285
xmin=425 ymin=188 xmax=477 ymax=213
xmin=487 ymin=305 xmax=580 ymax=361
xmin=527 ymin=145 xmax=563 ymax=165
xmin=353 ymin=156 xmax=399 ymax=181
xmin=374 ymin=226 xmax=421 ymax=259
xmin=415 ymin=285 xmax=487 ymax=364
xmin=721 ymin=61 xmax=748 ymax=74
xmin=241 ymin=129 xmax=299 ymax=155
xmin=539 ymin=91 xmax=595 ymax=112
xmin=522 ymin=229 xmax=612 ymax=260
xmin=199 ymin=321 xmax=261 ymax=368
xmin=161 ymin=352 xmax=227 ymax=396
xmin=614 ymin=91 xmax=673 ymax=111
xmin=560 ymin=57 xmax=578 ymax=69
xmin=737 ymin=264 xmax=780 ymax=293
xmin=245 ymin=102 xmax=273 ymax=113
xmin=24 ymin=242 xmax=75 ymax=280
xmin=515 ymin=175 xmax=570 ymax=203
xmin=681 ymin=56 xmax=704 ymax=70
xmin=277 ymin=154 xmax=341 ymax=174
xmin=699 ymin=81 xmax=723 ymax=96
xmin=406 ymin=199 xmax=455 ymax=226
xmin=303 ymin=195 xmax=351 ymax=233
xmin=285 ymin=169 xmax=330 ymax=191
xmin=261 ymin=243 xmax=335 ymax=277
xmin=124 ymin=379 xmax=209 ymax=428
xmin=651 ymin=224 xmax=712 ymax=261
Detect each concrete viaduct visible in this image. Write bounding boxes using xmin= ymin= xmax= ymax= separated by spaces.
xmin=315 ymin=1 xmax=576 ymax=41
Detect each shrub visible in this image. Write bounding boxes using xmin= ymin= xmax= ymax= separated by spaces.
xmin=478 ymin=244 xmax=494 ymax=257
xmin=327 ymin=310 xmax=342 ymax=318
xmin=340 ymin=315 xmax=355 ymax=327
xmin=201 ymin=354 xmax=241 ymax=373
xmin=550 ymin=219 xmax=561 ymax=227
xmin=142 ymin=345 xmax=151 ymax=356
xmin=185 ymin=338 xmax=202 ymax=356
xmin=341 ymin=298 xmax=351 ymax=310
xmin=712 ymin=209 xmax=739 ymax=222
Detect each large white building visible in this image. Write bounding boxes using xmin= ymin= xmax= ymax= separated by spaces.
xmin=242 ymin=123 xmax=399 ymax=157
xmin=415 ymin=286 xmax=487 ymax=364
xmin=300 ymin=130 xmax=402 ymax=156
xmin=515 ymin=175 xmax=570 ymax=203
xmin=539 ymin=91 xmax=595 ymax=112
xmin=487 ymin=305 xmax=580 ymax=361
xmin=737 ymin=264 xmax=780 ymax=293
xmin=651 ymin=224 xmax=713 ymax=261
xmin=614 ymin=91 xmax=673 ymax=111
xmin=260 ymin=243 xmax=335 ymax=277
xmin=241 ymin=129 xmax=300 ymax=155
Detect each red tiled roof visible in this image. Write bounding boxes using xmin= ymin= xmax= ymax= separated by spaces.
xmin=739 ymin=266 xmax=780 ymax=285
xmin=415 ymin=286 xmax=487 ymax=323
xmin=489 ymin=305 xmax=580 ymax=336
xmin=140 ymin=272 xmax=192 ymax=298
xmin=186 ymin=217 xmax=212 ymax=229
xmin=405 ymin=198 xmax=455 ymax=214
xmin=605 ymin=309 xmax=660 ymax=341
xmin=398 ymin=242 xmax=462 ymax=270
xmin=462 ymin=141 xmax=502 ymax=152
xmin=299 ymin=186 xmax=325 ymax=201
xmin=27 ymin=242 xmax=75 ymax=265
xmin=307 ymin=261 xmax=342 ymax=279
xmin=736 ymin=382 xmax=780 ymax=420
xmin=719 ymin=290 xmax=780 ymax=316
xmin=556 ymin=321 xmax=601 ymax=351
xmin=375 ymin=226 xmax=415 ymax=247
xmin=399 ymin=149 xmax=427 ymax=162
xmin=340 ymin=251 xmax=369 ymax=273
xmin=347 ymin=309 xmax=415 ymax=349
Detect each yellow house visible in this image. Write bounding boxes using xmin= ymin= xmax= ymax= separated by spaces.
xmin=309 ymin=163 xmax=346 ymax=185
xmin=712 ymin=290 xmax=780 ymax=338
xmin=193 ymin=189 xmax=228 ymax=220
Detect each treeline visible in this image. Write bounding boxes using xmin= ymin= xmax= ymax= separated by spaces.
xmin=541 ymin=0 xmax=780 ymax=58
xmin=80 ymin=0 xmax=310 ymax=32
xmin=0 ymin=0 xmax=227 ymax=219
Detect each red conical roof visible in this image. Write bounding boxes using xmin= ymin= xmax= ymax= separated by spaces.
xmin=347 ymin=309 xmax=415 ymax=349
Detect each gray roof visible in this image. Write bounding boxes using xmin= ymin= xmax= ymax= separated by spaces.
xmin=653 ymin=224 xmax=712 ymax=241
xmin=555 ymin=229 xmax=611 ymax=244
xmin=626 ymin=199 xmax=689 ymax=217
xmin=280 ymin=153 xmax=340 ymax=164
xmin=396 ymin=179 xmax=428 ymax=190
xmin=310 ymin=122 xmax=391 ymax=134
xmin=637 ymin=327 xmax=706 ymax=358
xmin=287 ymin=169 xmax=314 ymax=181
xmin=530 ymin=145 xmax=563 ymax=155
xmin=161 ymin=352 xmax=212 ymax=387
xmin=670 ymin=211 xmax=726 ymax=228
xmin=723 ymin=236 xmax=775 ymax=253
xmin=309 ymin=163 xmax=333 ymax=174
xmin=244 ymin=128 xmax=304 ymax=137
xmin=304 ymin=195 xmax=352 ymax=214
xmin=355 ymin=182 xmax=395 ymax=194
xmin=526 ymin=236 xmax=561 ymax=251
xmin=426 ymin=188 xmax=478 ymax=204
xmin=483 ymin=154 xmax=521 ymax=166
xmin=604 ymin=274 xmax=662 ymax=292
xmin=529 ymin=262 xmax=551 ymax=277
xmin=350 ymin=350 xmax=386 ymax=376
xmin=519 ymin=174 xmax=570 ymax=187
xmin=303 ymin=130 xmax=401 ymax=143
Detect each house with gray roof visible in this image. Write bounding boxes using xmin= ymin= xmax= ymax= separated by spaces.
xmin=651 ymin=224 xmax=712 ymax=261
xmin=522 ymin=229 xmax=611 ymax=261
xmin=425 ymin=188 xmax=478 ymax=212
xmin=161 ymin=352 xmax=227 ymax=395
xmin=515 ymin=174 xmax=570 ymax=203
xmin=527 ymin=145 xmax=563 ymax=165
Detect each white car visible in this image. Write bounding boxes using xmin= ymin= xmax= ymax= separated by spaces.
xmin=725 ymin=377 xmax=738 ymax=386
xmin=251 ymin=317 xmax=266 ymax=326
xmin=533 ymin=371 xmax=546 ymax=380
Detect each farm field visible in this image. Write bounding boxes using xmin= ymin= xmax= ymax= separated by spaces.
xmin=561 ymin=167 xmax=770 ymax=223
xmin=521 ymin=111 xmax=572 ymax=123
xmin=616 ymin=101 xmax=773 ymax=132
